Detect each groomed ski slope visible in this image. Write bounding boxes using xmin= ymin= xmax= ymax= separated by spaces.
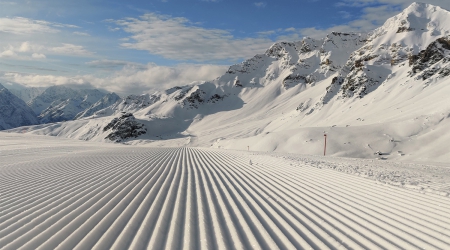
xmin=1 ymin=134 xmax=450 ymax=249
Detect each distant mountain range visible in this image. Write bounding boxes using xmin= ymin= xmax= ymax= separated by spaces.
xmin=4 ymin=2 xmax=450 ymax=162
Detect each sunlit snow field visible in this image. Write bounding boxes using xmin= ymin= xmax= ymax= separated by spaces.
xmin=1 ymin=132 xmax=450 ymax=249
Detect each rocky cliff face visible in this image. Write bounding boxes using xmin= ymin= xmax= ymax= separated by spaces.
xmin=409 ymin=35 xmax=450 ymax=80
xmin=224 ymin=32 xmax=367 ymax=91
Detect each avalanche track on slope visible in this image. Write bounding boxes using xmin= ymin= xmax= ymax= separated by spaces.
xmin=1 ymin=136 xmax=450 ymax=249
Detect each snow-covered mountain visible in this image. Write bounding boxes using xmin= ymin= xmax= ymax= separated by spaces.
xmin=0 ymin=84 xmax=39 ymax=130
xmin=322 ymin=2 xmax=450 ymax=101
xmin=10 ymin=2 xmax=450 ymax=163
xmin=28 ymin=86 xmax=106 ymax=123
xmin=2 ymin=82 xmax=45 ymax=103
xmin=28 ymin=85 xmax=79 ymax=115
xmin=75 ymin=92 xmax=122 ymax=119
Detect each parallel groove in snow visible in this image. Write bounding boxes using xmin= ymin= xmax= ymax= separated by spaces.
xmin=1 ymin=147 xmax=449 ymax=250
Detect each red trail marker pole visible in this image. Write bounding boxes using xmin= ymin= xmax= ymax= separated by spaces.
xmin=324 ymin=134 xmax=327 ymax=156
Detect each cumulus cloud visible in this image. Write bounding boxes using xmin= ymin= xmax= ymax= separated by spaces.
xmin=2 ymin=63 xmax=229 ymax=95
xmin=112 ymin=13 xmax=274 ymax=61
xmin=0 ymin=50 xmax=17 ymax=58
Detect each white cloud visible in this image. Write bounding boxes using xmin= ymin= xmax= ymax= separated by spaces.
xmin=113 ymin=13 xmax=275 ymax=61
xmin=0 ymin=17 xmax=55 ymax=34
xmin=51 ymin=43 xmax=94 ymax=56
xmin=285 ymin=27 xmax=296 ymax=32
xmin=0 ymin=41 xmax=94 ymax=59
xmin=108 ymin=26 xmax=120 ymax=32
xmin=2 ymin=63 xmax=229 ymax=94
xmin=0 ymin=50 xmax=17 ymax=58
xmin=31 ymin=53 xmax=46 ymax=59
xmin=18 ymin=41 xmax=31 ymax=52
xmin=0 ymin=17 xmax=59 ymax=34
xmin=86 ymin=63 xmax=229 ymax=94
xmin=254 ymin=2 xmax=267 ymax=8
xmin=2 ymin=73 xmax=86 ymax=86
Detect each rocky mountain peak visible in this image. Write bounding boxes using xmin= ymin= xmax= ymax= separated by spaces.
xmin=371 ymin=2 xmax=450 ymax=43
xmin=320 ymin=3 xmax=450 ymax=101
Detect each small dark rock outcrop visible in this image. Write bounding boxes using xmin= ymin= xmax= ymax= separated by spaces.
xmin=396 ymin=27 xmax=415 ymax=33
xmin=207 ymin=94 xmax=226 ymax=103
xmin=182 ymin=89 xmax=206 ymax=109
xmin=103 ymin=113 xmax=147 ymax=142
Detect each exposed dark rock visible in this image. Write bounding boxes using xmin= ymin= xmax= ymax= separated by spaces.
xmin=409 ymin=36 xmax=450 ymax=80
xmin=341 ymin=71 xmax=381 ymax=98
xmin=207 ymin=94 xmax=227 ymax=103
xmin=103 ymin=112 xmax=147 ymax=142
xmin=396 ymin=27 xmax=415 ymax=33
xmin=182 ymin=89 xmax=206 ymax=109
xmin=354 ymin=55 xmax=378 ymax=69
xmin=282 ymin=74 xmax=308 ymax=89
xmin=234 ymin=79 xmax=243 ymax=87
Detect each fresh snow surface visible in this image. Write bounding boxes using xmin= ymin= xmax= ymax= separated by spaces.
xmin=1 ymin=133 xmax=449 ymax=249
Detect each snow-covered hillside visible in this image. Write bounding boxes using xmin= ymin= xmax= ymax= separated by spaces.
xmin=10 ymin=2 xmax=450 ymax=163
xmin=0 ymin=84 xmax=39 ymax=130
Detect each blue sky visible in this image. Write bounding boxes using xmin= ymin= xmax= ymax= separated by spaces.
xmin=0 ymin=0 xmax=448 ymax=94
